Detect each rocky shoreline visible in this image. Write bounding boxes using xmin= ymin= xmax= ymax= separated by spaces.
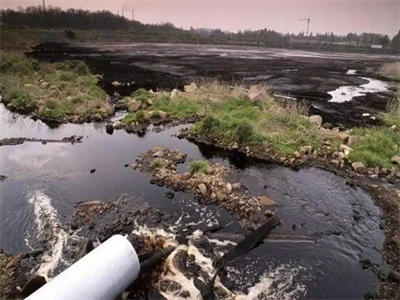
xmin=131 ymin=147 xmax=278 ymax=231
xmin=0 ymin=135 xmax=84 ymax=147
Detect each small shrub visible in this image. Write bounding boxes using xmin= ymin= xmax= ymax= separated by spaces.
xmin=123 ymin=113 xmax=137 ymax=124
xmin=136 ymin=110 xmax=148 ymax=123
xmin=10 ymin=91 xmax=34 ymax=109
xmin=58 ymin=60 xmax=74 ymax=71
xmin=152 ymin=111 xmax=161 ymax=118
xmin=234 ymin=122 xmax=265 ymax=145
xmin=65 ymin=29 xmax=76 ymax=40
xmin=132 ymin=88 xmax=150 ymax=98
xmin=189 ymin=160 xmax=209 ymax=174
xmin=74 ymin=62 xmax=90 ymax=76
xmin=57 ymin=71 xmax=74 ymax=82
xmin=150 ymin=158 xmax=165 ymax=170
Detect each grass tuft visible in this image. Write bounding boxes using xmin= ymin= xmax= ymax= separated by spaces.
xmin=189 ymin=160 xmax=209 ymax=174
xmin=150 ymin=158 xmax=165 ymax=170
xmin=122 ymin=110 xmax=148 ymax=124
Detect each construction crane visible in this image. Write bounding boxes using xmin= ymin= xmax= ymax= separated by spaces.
xmin=299 ymin=16 xmax=311 ymax=35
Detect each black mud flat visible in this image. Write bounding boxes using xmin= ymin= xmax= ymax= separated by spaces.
xmin=27 ymin=42 xmax=395 ymax=128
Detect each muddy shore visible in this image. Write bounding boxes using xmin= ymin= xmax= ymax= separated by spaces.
xmin=28 ymin=42 xmax=398 ymax=129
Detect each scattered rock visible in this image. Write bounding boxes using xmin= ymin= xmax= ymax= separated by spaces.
xmin=105 ymin=123 xmax=114 ymax=134
xmin=205 ymin=165 xmax=214 ymax=175
xmin=387 ymin=270 xmax=400 ymax=283
xmin=216 ymin=192 xmax=225 ymax=201
xmin=171 ymin=89 xmax=179 ymax=99
xmin=164 ymin=191 xmax=175 ymax=199
xmin=395 ymin=171 xmax=400 ymax=179
xmin=129 ymin=163 xmax=137 ymax=169
xmin=210 ymin=192 xmax=216 ymax=200
xmin=231 ymin=183 xmax=241 ymax=190
xmin=337 ymin=151 xmax=346 ymax=161
xmin=264 ymin=210 xmax=274 ymax=216
xmin=90 ymin=169 xmax=96 ymax=174
xmin=339 ymin=144 xmax=353 ymax=156
xmin=345 ymin=135 xmax=358 ymax=146
xmin=391 ymin=155 xmax=400 ymax=165
xmin=92 ymin=114 xmax=103 ymax=122
xmin=5 ymin=257 xmax=19 ymax=270
xmin=153 ymin=150 xmax=165 ymax=158
xmin=181 ymin=172 xmax=192 ymax=180
xmin=113 ymin=121 xmax=123 ymax=129
xmin=381 ymin=167 xmax=388 ymax=175
xmin=258 ymin=196 xmax=277 ymax=206
xmin=244 ymin=85 xmax=268 ymax=102
xmin=198 ymin=183 xmax=207 ymax=195
xmin=263 ymin=185 xmax=268 ymax=189
xmin=20 ymin=275 xmax=47 ymax=298
xmin=184 ymin=82 xmax=197 ymax=93
xmin=309 ymin=115 xmax=322 ymax=127
xmin=322 ymin=122 xmax=333 ymax=129
xmin=226 ymin=183 xmax=232 ymax=194
xmin=351 ymin=162 xmax=366 ymax=174
xmin=158 ymin=110 xmax=168 ymax=119
xmin=293 ymin=151 xmax=301 ymax=159
xmin=0 ymin=175 xmax=7 ymax=181
xmin=128 ymin=101 xmax=142 ymax=112
xmin=299 ymin=145 xmax=312 ymax=155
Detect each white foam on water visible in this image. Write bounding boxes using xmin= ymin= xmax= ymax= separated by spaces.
xmin=27 ymin=191 xmax=68 ymax=280
xmin=346 ymin=69 xmax=357 ymax=75
xmin=328 ymin=77 xmax=390 ymax=103
xmin=132 ymin=224 xmax=308 ymax=300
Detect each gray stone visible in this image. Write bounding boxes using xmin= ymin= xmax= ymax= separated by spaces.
xmin=181 ymin=172 xmax=192 ymax=180
xmin=391 ymin=155 xmax=400 ymax=165
xmin=153 ymin=150 xmax=165 ymax=158
xmin=309 ymin=115 xmax=323 ymax=127
xmin=113 ymin=121 xmax=123 ymax=129
xmin=184 ymin=82 xmax=198 ymax=93
xmin=299 ymin=145 xmax=312 ymax=155
xmin=128 ymin=101 xmax=142 ymax=112
xmin=226 ymin=183 xmax=232 ymax=194
xmin=351 ymin=162 xmax=366 ymax=174
xmin=244 ymin=85 xmax=268 ymax=102
xmin=293 ymin=151 xmax=301 ymax=158
xmin=258 ymin=196 xmax=278 ymax=206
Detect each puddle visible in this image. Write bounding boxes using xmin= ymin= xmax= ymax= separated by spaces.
xmin=328 ymin=77 xmax=390 ymax=103
xmin=0 ymin=103 xmax=386 ymax=298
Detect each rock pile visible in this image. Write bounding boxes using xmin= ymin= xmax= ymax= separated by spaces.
xmin=133 ymin=147 xmax=277 ymax=230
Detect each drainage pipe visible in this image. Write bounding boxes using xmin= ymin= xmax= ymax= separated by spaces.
xmin=26 ymin=235 xmax=140 ymax=300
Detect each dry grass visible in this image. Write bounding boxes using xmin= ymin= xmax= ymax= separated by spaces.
xmin=0 ymin=52 xmax=111 ymax=119
xmin=379 ymin=62 xmax=400 ymax=81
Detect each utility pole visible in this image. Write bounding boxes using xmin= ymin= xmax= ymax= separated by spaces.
xmin=42 ymin=0 xmax=46 ymax=10
xmin=122 ymin=9 xmax=124 ymax=18
xmin=132 ymin=9 xmax=134 ymax=21
xmin=117 ymin=10 xmax=119 ymax=16
xmin=299 ymin=16 xmax=311 ymax=35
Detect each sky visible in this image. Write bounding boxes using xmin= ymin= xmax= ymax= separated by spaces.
xmin=2 ymin=0 xmax=399 ymax=37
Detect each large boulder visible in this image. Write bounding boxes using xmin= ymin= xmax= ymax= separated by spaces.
xmin=244 ymin=85 xmax=268 ymax=102
xmin=128 ymin=101 xmax=142 ymax=112
xmin=352 ymin=162 xmax=366 ymax=174
xmin=309 ymin=115 xmax=323 ymax=127
xmin=171 ymin=89 xmax=180 ymax=99
xmin=184 ymin=83 xmax=197 ymax=93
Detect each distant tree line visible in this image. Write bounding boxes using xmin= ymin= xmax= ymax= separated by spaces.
xmin=1 ymin=6 xmax=399 ymax=53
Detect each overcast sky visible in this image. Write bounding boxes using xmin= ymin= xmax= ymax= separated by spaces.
xmin=2 ymin=0 xmax=399 ymax=36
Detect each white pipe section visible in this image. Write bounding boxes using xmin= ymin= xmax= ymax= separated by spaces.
xmin=26 ymin=235 xmax=140 ymax=300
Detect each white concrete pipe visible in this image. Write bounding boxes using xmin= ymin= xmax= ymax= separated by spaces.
xmin=26 ymin=235 xmax=140 ymax=300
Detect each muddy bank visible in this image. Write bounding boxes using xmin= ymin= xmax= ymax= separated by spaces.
xmin=27 ymin=42 xmax=397 ymax=128
xmin=0 ymin=135 xmax=84 ymax=147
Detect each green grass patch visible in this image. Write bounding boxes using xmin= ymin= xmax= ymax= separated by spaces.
xmin=150 ymin=158 xmax=165 ymax=170
xmin=189 ymin=160 xmax=209 ymax=174
xmin=0 ymin=52 xmax=111 ymax=119
xmin=349 ymin=127 xmax=400 ymax=168
xmin=151 ymin=95 xmax=200 ymax=118
xmin=122 ymin=110 xmax=148 ymax=125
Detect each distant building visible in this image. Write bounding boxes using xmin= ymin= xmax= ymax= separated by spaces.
xmin=370 ymin=44 xmax=383 ymax=49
